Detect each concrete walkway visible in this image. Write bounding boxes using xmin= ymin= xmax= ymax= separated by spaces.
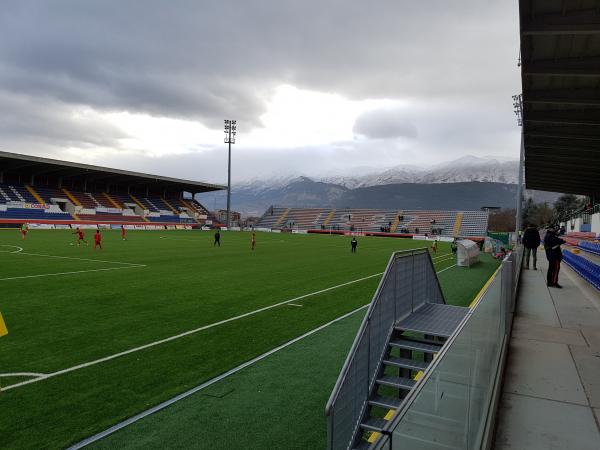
xmin=494 ymin=256 xmax=600 ymax=450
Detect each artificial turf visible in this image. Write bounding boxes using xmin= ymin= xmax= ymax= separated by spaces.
xmin=0 ymin=229 xmax=498 ymax=449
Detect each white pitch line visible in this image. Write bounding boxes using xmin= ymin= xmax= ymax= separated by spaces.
xmin=0 ymin=265 xmax=145 ymax=282
xmin=0 ymin=245 xmax=24 ymax=254
xmin=0 ymin=272 xmax=383 ymax=391
xmin=18 ymin=252 xmax=143 ymax=266
xmin=436 ymin=264 xmax=457 ymax=274
xmin=1 ymin=260 xmax=456 ymax=391
xmin=67 ymin=304 xmax=369 ymax=450
xmin=287 ymin=303 xmax=303 ymax=307
xmin=0 ymin=372 xmax=46 ymax=378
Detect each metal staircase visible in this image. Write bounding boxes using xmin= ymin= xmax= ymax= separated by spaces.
xmin=325 ymin=249 xmax=469 ymax=450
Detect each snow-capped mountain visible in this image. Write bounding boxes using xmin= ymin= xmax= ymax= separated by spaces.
xmin=322 ymin=156 xmax=518 ymax=188
xmin=197 ymin=156 xmax=522 ymax=216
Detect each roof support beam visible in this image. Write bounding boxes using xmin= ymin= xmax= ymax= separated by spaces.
xmin=524 ymin=89 xmax=600 ymax=106
xmin=523 ymin=57 xmax=600 ymax=77
xmin=524 ymin=112 xmax=600 ymax=126
xmin=522 ymin=10 xmax=600 ymax=35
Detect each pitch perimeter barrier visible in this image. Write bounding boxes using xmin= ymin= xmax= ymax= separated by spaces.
xmin=364 ymin=247 xmax=523 ymax=450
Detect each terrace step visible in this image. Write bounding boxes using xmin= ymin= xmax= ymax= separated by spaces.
xmin=383 ymin=356 xmax=429 ymax=371
xmin=368 ymin=394 xmax=403 ymax=410
xmin=389 ymin=338 xmax=442 ymax=354
xmin=376 ymin=375 xmax=415 ymax=391
xmin=359 ymin=417 xmax=388 ymax=433
xmin=352 ymin=440 xmax=373 ymax=450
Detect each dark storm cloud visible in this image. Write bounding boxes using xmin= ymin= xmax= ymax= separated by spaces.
xmin=0 ymin=92 xmax=125 ymax=149
xmin=1 ymin=1 xmax=517 ymax=123
xmin=353 ymin=109 xmax=418 ymax=139
xmin=0 ymin=0 xmax=520 ymax=179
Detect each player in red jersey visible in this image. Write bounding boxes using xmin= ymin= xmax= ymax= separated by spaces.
xmin=72 ymin=227 xmax=88 ymax=246
xmin=20 ymin=223 xmax=29 ymax=240
xmin=94 ymin=229 xmax=103 ymax=251
xmin=121 ymin=225 xmax=127 ymax=241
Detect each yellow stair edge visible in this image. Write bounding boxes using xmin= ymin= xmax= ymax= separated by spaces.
xmin=274 ymin=208 xmax=291 ymax=227
xmin=128 ymin=193 xmax=147 ymax=211
xmin=25 ymin=185 xmax=45 ymax=205
xmin=179 ymin=199 xmax=201 ymax=223
xmin=103 ymin=192 xmax=122 ymax=209
xmin=62 ymin=188 xmax=81 ymax=207
xmin=128 ymin=194 xmax=150 ymax=222
xmin=323 ymin=209 xmax=335 ymax=226
xmin=453 ymin=212 xmax=464 ymax=237
xmin=161 ymin=197 xmax=179 ymax=214
xmin=390 ymin=210 xmax=403 ymax=232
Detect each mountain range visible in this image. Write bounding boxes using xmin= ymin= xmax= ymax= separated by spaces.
xmin=196 ymin=156 xmax=561 ymax=216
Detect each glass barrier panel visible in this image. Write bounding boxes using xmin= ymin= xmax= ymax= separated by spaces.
xmin=391 ymin=271 xmax=506 ymax=450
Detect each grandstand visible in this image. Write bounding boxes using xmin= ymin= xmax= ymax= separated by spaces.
xmin=256 ymin=206 xmax=489 ymax=238
xmin=0 ymin=151 xmax=225 ymax=227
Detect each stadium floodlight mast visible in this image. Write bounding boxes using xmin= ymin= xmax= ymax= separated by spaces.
xmin=513 ymin=94 xmax=524 ymax=234
xmin=224 ymin=119 xmax=236 ymax=229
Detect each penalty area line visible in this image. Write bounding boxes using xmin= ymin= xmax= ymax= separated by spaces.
xmin=0 ymin=265 xmax=146 ymax=282
xmin=0 ymin=271 xmax=383 ymax=392
xmin=67 ymin=304 xmax=369 ymax=449
xmin=17 ymin=252 xmax=143 ymax=266
xmin=1 ymin=260 xmax=455 ymax=392
xmin=0 ymin=372 xmax=46 ymax=378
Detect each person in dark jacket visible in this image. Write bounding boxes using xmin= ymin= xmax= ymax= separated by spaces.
xmin=350 ymin=237 xmax=358 ymax=253
xmin=522 ymin=223 xmax=541 ymax=270
xmin=543 ymin=228 xmax=566 ymax=288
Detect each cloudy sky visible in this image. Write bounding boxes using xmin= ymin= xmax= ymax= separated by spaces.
xmin=0 ymin=1 xmax=521 ymax=184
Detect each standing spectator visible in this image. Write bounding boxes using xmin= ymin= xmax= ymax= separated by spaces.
xmin=558 ymin=225 xmax=566 ymax=236
xmin=522 ymin=223 xmax=541 ymax=270
xmin=350 ymin=237 xmax=358 ymax=253
xmin=543 ymin=228 xmax=566 ymax=288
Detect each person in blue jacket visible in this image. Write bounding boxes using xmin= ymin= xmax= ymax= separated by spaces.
xmin=543 ymin=228 xmax=566 ymax=288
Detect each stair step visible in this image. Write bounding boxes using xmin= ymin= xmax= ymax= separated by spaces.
xmin=360 ymin=417 xmax=388 ymax=432
xmin=383 ymin=356 xmax=429 ymax=371
xmin=376 ymin=375 xmax=416 ymax=390
xmin=368 ymin=394 xmax=403 ymax=410
xmin=353 ymin=440 xmax=373 ymax=450
xmin=389 ymin=338 xmax=442 ymax=354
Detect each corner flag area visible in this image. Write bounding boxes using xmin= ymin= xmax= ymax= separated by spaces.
xmin=0 ymin=229 xmax=499 ymax=449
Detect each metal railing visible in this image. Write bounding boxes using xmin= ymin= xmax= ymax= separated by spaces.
xmin=325 ymin=248 xmax=445 ymax=450
xmin=371 ymin=247 xmax=523 ymax=450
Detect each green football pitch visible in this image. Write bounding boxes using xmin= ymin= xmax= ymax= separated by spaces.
xmin=0 ymin=229 xmax=499 ymax=449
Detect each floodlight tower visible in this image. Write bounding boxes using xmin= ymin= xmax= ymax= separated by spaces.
xmin=224 ymin=119 xmax=236 ymax=229
xmin=513 ymin=94 xmax=524 ymax=234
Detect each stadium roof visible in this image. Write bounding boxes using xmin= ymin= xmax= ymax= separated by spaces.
xmin=0 ymin=150 xmax=226 ymax=193
xmin=519 ymin=0 xmax=600 ymax=198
